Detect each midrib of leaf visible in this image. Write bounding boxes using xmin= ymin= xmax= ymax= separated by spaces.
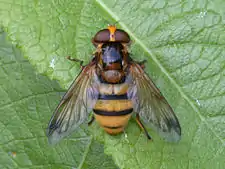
xmin=95 ymin=0 xmax=224 ymax=145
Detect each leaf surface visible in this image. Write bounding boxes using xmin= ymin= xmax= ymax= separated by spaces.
xmin=0 ymin=0 xmax=225 ymax=168
xmin=0 ymin=30 xmax=117 ymax=169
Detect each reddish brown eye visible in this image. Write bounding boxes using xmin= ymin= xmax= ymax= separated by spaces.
xmin=93 ymin=29 xmax=110 ymax=43
xmin=115 ymin=29 xmax=130 ymax=43
xmin=92 ymin=26 xmax=131 ymax=47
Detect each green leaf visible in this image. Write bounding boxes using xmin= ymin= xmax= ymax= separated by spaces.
xmin=0 ymin=30 xmax=118 ymax=169
xmin=0 ymin=0 xmax=225 ymax=169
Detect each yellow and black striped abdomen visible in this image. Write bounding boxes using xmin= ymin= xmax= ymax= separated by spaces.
xmin=93 ymin=83 xmax=133 ymax=135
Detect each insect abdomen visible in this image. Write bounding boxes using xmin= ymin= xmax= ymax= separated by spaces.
xmin=93 ymin=83 xmax=133 ymax=135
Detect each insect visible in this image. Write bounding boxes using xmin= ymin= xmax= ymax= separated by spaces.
xmin=47 ymin=25 xmax=181 ymax=144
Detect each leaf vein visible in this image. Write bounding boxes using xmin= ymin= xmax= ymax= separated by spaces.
xmin=95 ymin=0 xmax=225 ymax=146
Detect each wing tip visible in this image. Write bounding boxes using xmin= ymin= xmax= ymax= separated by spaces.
xmin=144 ymin=120 xmax=182 ymax=143
xmin=46 ymin=125 xmax=61 ymax=145
xmin=163 ymin=126 xmax=181 ymax=143
xmin=47 ymin=131 xmax=63 ymax=145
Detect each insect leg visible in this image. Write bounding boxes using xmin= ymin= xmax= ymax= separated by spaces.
xmin=66 ymin=56 xmax=84 ymax=68
xmin=136 ymin=114 xmax=152 ymax=140
xmin=137 ymin=60 xmax=147 ymax=69
xmin=88 ymin=116 xmax=95 ymax=126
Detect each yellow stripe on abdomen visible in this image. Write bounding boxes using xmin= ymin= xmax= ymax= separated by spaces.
xmin=94 ymin=100 xmax=132 ymax=112
xmin=99 ymin=83 xmax=129 ymax=95
xmin=94 ymin=114 xmax=132 ymax=135
xmin=93 ymin=82 xmax=133 ymax=135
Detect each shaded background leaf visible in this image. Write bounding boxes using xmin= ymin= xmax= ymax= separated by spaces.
xmin=0 ymin=0 xmax=225 ymax=169
xmin=0 ymin=30 xmax=118 ymax=169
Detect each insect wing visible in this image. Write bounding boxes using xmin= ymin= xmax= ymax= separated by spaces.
xmin=127 ymin=62 xmax=181 ymax=142
xmin=47 ymin=64 xmax=99 ymax=144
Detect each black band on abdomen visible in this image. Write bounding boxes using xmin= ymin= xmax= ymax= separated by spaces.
xmin=98 ymin=94 xmax=127 ymax=100
xmin=103 ymin=125 xmax=123 ymax=129
xmin=93 ymin=108 xmax=133 ymax=116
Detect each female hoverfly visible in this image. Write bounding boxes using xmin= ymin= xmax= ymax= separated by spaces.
xmin=47 ymin=25 xmax=181 ymax=144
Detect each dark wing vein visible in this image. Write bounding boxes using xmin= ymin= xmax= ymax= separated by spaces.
xmin=47 ymin=64 xmax=99 ymax=144
xmin=127 ymin=62 xmax=181 ymax=142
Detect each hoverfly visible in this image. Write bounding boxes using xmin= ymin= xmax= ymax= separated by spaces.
xmin=47 ymin=25 xmax=181 ymax=144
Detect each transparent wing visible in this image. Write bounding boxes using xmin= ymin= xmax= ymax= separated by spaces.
xmin=47 ymin=63 xmax=99 ymax=144
xmin=127 ymin=62 xmax=181 ymax=142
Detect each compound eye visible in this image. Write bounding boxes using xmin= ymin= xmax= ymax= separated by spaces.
xmin=115 ymin=29 xmax=130 ymax=43
xmin=92 ymin=26 xmax=131 ymax=47
xmin=93 ymin=29 xmax=110 ymax=43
